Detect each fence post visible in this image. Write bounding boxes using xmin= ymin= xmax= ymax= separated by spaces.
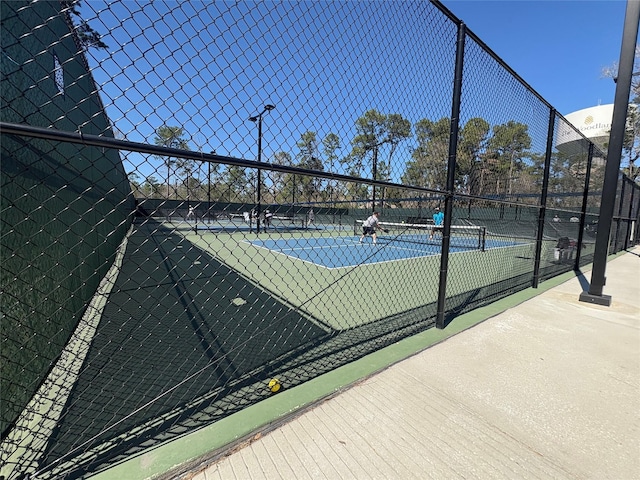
xmin=625 ymin=179 xmax=636 ymax=250
xmin=574 ymin=143 xmax=594 ymax=269
xmin=635 ymin=184 xmax=640 ymax=244
xmin=435 ymin=20 xmax=465 ymax=329
xmin=614 ymin=176 xmax=627 ymax=253
xmin=531 ymin=108 xmax=556 ymax=288
xmin=580 ymin=0 xmax=640 ymax=306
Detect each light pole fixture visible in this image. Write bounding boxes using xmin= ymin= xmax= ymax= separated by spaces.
xmin=248 ymin=104 xmax=275 ymax=234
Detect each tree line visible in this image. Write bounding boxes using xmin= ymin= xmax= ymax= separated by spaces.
xmin=128 ymin=109 xmax=602 ymax=209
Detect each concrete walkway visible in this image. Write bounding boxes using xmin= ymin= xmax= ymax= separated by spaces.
xmin=183 ymin=248 xmax=640 ymax=480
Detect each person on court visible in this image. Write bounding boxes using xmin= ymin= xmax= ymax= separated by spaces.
xmin=263 ymin=209 xmax=273 ymax=231
xmin=430 ymin=207 xmax=444 ymax=239
xmin=359 ymin=211 xmax=385 ymax=245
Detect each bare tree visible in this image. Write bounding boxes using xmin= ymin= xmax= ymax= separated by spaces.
xmin=602 ymin=45 xmax=640 ymax=181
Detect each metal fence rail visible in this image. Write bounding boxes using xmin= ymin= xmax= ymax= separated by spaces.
xmin=2 ymin=0 xmax=639 ymax=478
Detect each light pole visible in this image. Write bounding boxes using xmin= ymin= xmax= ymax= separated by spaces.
xmin=292 ymin=173 xmax=296 ymax=224
xmin=208 ymin=150 xmax=215 ymax=223
xmin=370 ymin=140 xmax=385 ymax=212
xmin=249 ymin=104 xmax=275 ymax=233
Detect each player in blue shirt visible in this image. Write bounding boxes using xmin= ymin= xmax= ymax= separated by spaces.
xmin=430 ymin=207 xmax=444 ymax=239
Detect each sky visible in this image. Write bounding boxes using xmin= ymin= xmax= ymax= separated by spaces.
xmin=78 ymin=0 xmax=634 ymax=180
xmin=442 ymin=0 xmax=630 ymax=116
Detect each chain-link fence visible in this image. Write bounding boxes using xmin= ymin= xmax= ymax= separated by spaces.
xmin=2 ymin=1 xmax=639 ymax=478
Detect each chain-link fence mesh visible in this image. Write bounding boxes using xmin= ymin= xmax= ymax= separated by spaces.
xmin=2 ymin=0 xmax=639 ymax=478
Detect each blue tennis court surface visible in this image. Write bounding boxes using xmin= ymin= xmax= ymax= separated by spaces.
xmin=248 ymin=236 xmax=525 ymax=268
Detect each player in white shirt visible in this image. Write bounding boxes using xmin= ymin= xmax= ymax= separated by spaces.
xmin=359 ymin=211 xmax=386 ymax=245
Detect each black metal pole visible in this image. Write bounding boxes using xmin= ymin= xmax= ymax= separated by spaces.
xmin=531 ymin=108 xmax=556 ymax=288
xmin=625 ymin=179 xmax=636 ymax=250
xmin=256 ymin=115 xmax=262 ymax=235
xmin=635 ymin=186 xmax=640 ymax=244
xmin=435 ymin=21 xmax=465 ymax=329
xmin=580 ymin=0 xmax=640 ymax=306
xmin=614 ymin=176 xmax=628 ymax=252
xmin=574 ymin=143 xmax=594 ymax=269
xmin=248 ymin=104 xmax=274 ymax=234
xmin=372 ymin=146 xmax=378 ymax=212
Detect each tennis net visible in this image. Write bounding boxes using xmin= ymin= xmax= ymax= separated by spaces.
xmin=192 ymin=213 xmax=307 ymax=233
xmin=354 ymin=220 xmax=486 ymax=251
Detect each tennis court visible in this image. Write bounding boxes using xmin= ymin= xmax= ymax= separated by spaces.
xmin=247 ymin=223 xmax=527 ymax=269
xmin=183 ymin=223 xmax=535 ymax=332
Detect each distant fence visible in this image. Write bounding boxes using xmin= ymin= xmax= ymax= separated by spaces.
xmin=1 ymin=0 xmax=639 ymax=478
